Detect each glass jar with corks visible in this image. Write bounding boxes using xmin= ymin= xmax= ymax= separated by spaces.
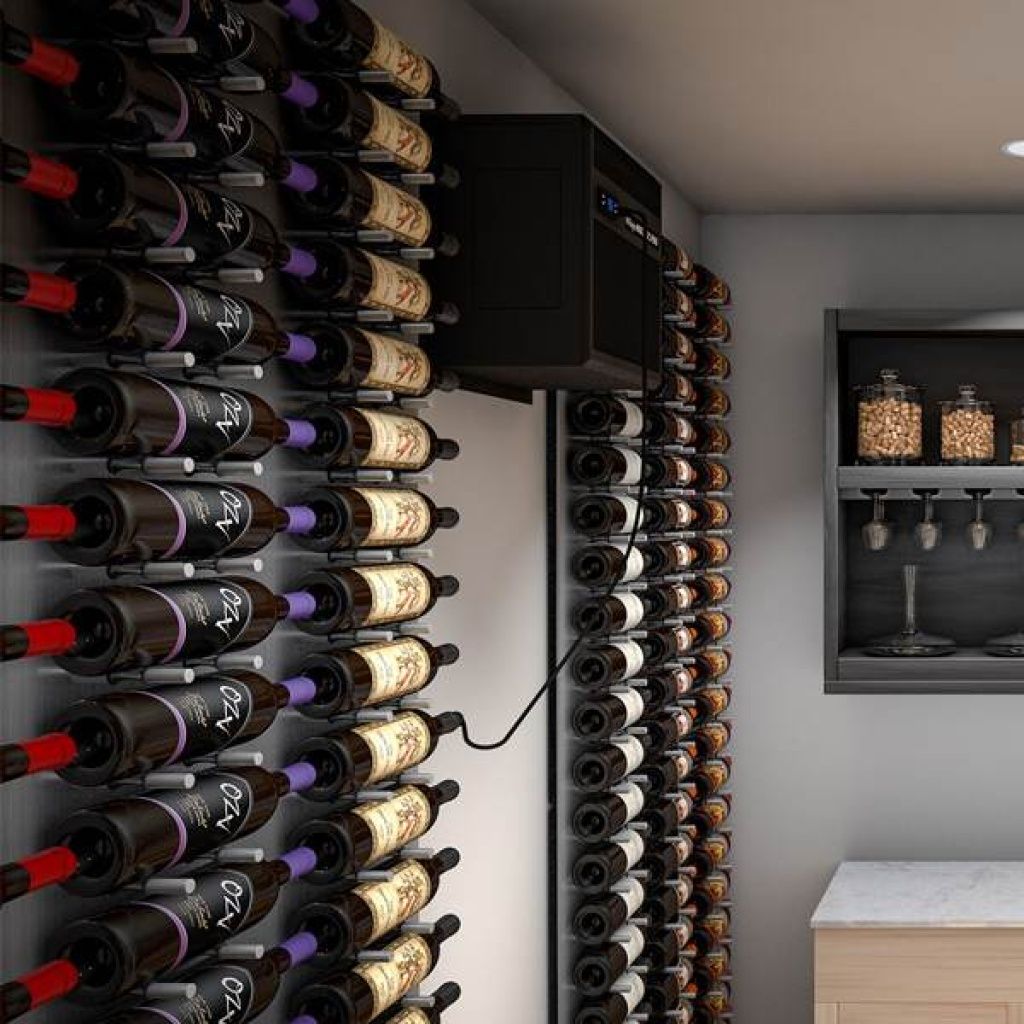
xmin=940 ymin=384 xmax=995 ymax=464
xmin=855 ymin=368 xmax=923 ymax=464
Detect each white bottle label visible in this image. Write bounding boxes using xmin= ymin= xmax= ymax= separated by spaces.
xmin=609 ymin=640 xmax=645 ymax=681
xmin=615 ymin=591 xmax=646 ymax=631
xmin=613 ymin=687 xmax=645 ymax=729
xmin=614 ymin=494 xmax=641 ymax=532
xmin=612 ymin=735 xmax=646 ymax=776
xmin=618 ymin=971 xmax=646 ymax=1014
xmin=612 ymin=828 xmax=646 ymax=870
xmin=617 ymin=400 xmax=645 ymax=438
xmin=613 ymin=876 xmax=646 ymax=918
xmin=613 ymin=923 xmax=646 ymax=966
xmin=617 ymin=781 xmax=646 ymax=823
xmin=615 ymin=446 xmax=643 ymax=486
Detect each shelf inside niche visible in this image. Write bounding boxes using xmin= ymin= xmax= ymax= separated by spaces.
xmin=838 ymin=465 xmax=1024 ymax=500
xmin=833 ymin=649 xmax=1024 ymax=693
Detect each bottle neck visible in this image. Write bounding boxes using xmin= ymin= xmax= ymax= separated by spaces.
xmin=1 ymin=23 xmax=81 ymax=86
xmin=1 ymin=142 xmax=79 ymax=200
xmin=2 ymin=265 xmax=78 ymax=313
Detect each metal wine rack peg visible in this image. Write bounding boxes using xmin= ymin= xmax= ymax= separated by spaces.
xmin=143 ymin=981 xmax=198 ymax=1000
xmin=214 ymin=848 xmax=265 ymax=865
xmin=217 ymin=944 xmax=264 ymax=960
xmin=402 ymin=992 xmax=439 ymax=1009
xmin=109 ymin=770 xmax=196 ymax=791
xmin=208 ymin=459 xmax=265 ymax=479
xmin=399 ymin=846 xmax=435 ymax=860
xmin=355 ymin=868 xmax=394 ymax=883
xmin=214 ymin=653 xmax=265 ymax=672
xmin=327 ymin=468 xmax=397 ymax=484
xmin=144 ymin=141 xmax=198 ymax=161
xmin=209 ymin=267 xmax=265 ymax=286
xmin=397 ymin=772 xmax=432 ymax=786
xmin=106 ymin=560 xmax=197 ymax=582
xmin=328 ymin=549 xmax=397 ymax=564
xmin=217 ymin=75 xmax=266 ymax=94
xmin=212 ymin=750 xmax=264 ymax=768
xmin=145 ymin=37 xmax=199 ymax=55
xmin=106 ymin=350 xmax=197 ymax=371
xmin=396 ymin=623 xmax=431 ymax=637
xmin=357 ymin=949 xmax=394 ymax=963
xmin=108 ymin=665 xmax=197 ymax=686
xmin=187 ymin=363 xmax=265 ymax=383
xmin=108 ymin=455 xmax=198 ymax=477
xmin=401 ymin=920 xmax=437 ymax=936
xmin=354 ymin=788 xmax=398 ymax=803
xmin=128 ymin=876 xmax=197 ymax=897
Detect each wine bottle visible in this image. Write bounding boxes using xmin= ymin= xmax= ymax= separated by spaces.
xmin=1 ymin=145 xmax=317 ymax=273
xmin=639 ymin=794 xmax=695 ymax=841
xmin=573 ymin=923 xmax=645 ymax=998
xmin=0 ymin=766 xmax=321 ymax=904
xmin=291 ymin=485 xmax=458 ymax=552
xmin=1 ymin=478 xmax=313 ymax=566
xmin=569 ymin=542 xmax=666 ymax=589
xmin=682 ymin=265 xmax=731 ymax=306
xmin=572 ymin=782 xmax=646 ymax=843
xmin=0 ymin=852 xmax=319 ymax=1013
xmin=693 ymin=870 xmax=730 ymax=913
xmin=568 ymin=395 xmax=644 ymax=439
xmin=291 ymin=780 xmax=459 ymax=880
xmin=571 ymin=829 xmax=644 ymax=894
xmin=288 ymin=0 xmax=460 ymax=120
xmin=291 ymin=915 xmax=461 ymax=1024
xmin=294 ymin=710 xmax=461 ymax=800
xmin=672 ymin=613 xmax=732 ymax=654
xmin=692 ymin=649 xmax=731 ymax=684
xmin=0 ymin=670 xmax=317 ymax=786
xmin=70 ymin=0 xmax=320 ymax=108
xmin=696 ymin=982 xmax=732 ymax=1017
xmin=691 ymin=795 xmax=732 ymax=834
xmin=693 ymin=685 xmax=731 ymax=720
xmin=693 ymin=833 xmax=730 ymax=874
xmin=289 ymin=155 xmax=459 ymax=252
xmin=572 ymin=688 xmax=646 ymax=741
xmin=695 ymin=946 xmax=730 ymax=984
xmin=663 ymin=326 xmax=695 ymax=361
xmin=661 ymin=238 xmax=694 ymax=279
xmin=295 ymin=849 xmax=459 ymax=963
xmin=293 ymin=74 xmax=447 ymax=174
xmin=644 ymin=410 xmax=731 ymax=452
xmin=693 ymin=307 xmax=731 ymax=344
xmin=574 ymin=971 xmax=644 ymax=1024
xmin=291 ymin=241 xmax=458 ymax=323
xmin=0 ymin=370 xmax=317 ymax=461
xmin=0 ymin=576 xmax=314 ymax=674
xmin=639 ymin=835 xmax=694 ymax=886
xmin=570 ymin=639 xmax=647 ymax=688
xmin=295 ymin=637 xmax=459 ymax=718
xmin=639 ymin=711 xmax=695 ymax=759
xmin=643 ymin=878 xmax=694 ymax=928
xmin=671 ymin=538 xmax=732 ymax=571
xmin=656 ymin=367 xmax=697 ymax=404
xmin=1 ymin=24 xmax=317 ymax=190
xmin=638 ymin=969 xmax=689 ymax=1016
xmin=285 ymin=323 xmax=458 ymax=394
xmin=642 ymin=455 xmax=731 ymax=492
xmin=293 ymin=562 xmax=458 ymax=634
xmin=637 ymin=920 xmax=692 ymax=972
xmin=692 ymin=346 xmax=731 ymax=380
xmin=663 ymin=285 xmax=696 ymax=326
xmin=573 ymin=877 xmax=645 ymax=945
xmin=571 ymin=590 xmax=649 ymax=635
xmin=568 ymin=445 xmax=643 ymax=487
xmin=694 ymin=721 xmax=732 ymax=758
xmin=644 ymin=667 xmax=697 ymax=708
xmin=570 ymin=493 xmax=647 ymax=538
xmin=107 ymin=932 xmax=321 ymax=1023
xmin=571 ymin=735 xmax=645 ymax=793
xmin=375 ymin=983 xmax=462 ymax=1024
xmin=691 ymin=758 xmax=731 ymax=798
xmin=642 ymin=498 xmax=731 ymax=533
xmin=633 ymin=749 xmax=694 ymax=795
xmin=694 ymin=907 xmax=731 ymax=952
xmin=299 ymin=404 xmax=459 ymax=471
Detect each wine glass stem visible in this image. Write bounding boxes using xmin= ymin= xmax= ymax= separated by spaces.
xmin=903 ymin=564 xmax=918 ymax=634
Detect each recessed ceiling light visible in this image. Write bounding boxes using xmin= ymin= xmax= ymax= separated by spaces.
xmin=1001 ymin=140 xmax=1024 ymax=158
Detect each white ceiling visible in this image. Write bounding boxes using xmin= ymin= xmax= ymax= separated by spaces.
xmin=466 ymin=0 xmax=1024 ymax=212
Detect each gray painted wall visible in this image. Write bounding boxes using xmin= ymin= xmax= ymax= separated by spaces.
xmin=702 ymin=213 xmax=1024 ymax=1024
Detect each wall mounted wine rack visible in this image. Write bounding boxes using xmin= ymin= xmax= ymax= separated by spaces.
xmin=0 ymin=3 xmax=465 ymax=1023
xmin=549 ymin=244 xmax=735 ymax=1024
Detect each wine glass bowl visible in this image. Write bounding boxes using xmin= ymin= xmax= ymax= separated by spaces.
xmin=861 ymin=491 xmax=892 ymax=552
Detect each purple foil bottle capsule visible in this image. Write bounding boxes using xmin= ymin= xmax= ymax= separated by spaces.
xmin=281 ymin=0 xmax=320 ymax=24
xmin=282 ymin=331 xmax=318 ymax=364
xmin=279 ymin=847 xmax=318 ymax=882
xmin=281 ymin=247 xmax=318 ymax=280
xmin=284 ymin=505 xmax=317 ymax=535
xmin=283 ymin=418 xmax=318 ymax=449
xmin=280 ymin=674 xmax=317 ymax=706
xmin=282 ymin=158 xmax=319 ymax=194
xmin=282 ymin=760 xmax=318 ymax=794
xmin=281 ymin=72 xmax=320 ymax=110
xmin=284 ymin=590 xmax=317 ymax=621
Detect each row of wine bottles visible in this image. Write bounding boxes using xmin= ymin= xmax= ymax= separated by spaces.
xmin=565 ymin=238 xmax=734 ymax=1024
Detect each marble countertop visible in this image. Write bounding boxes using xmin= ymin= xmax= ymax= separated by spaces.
xmin=812 ymin=862 xmax=1024 ymax=928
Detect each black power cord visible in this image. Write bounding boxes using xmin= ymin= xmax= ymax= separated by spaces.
xmin=456 ymin=207 xmax=657 ymax=750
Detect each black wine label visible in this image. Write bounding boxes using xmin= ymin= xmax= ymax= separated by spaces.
xmin=136 ymin=963 xmax=257 ymax=1024
xmin=179 ymin=284 xmax=256 ymax=359
xmin=150 ymin=481 xmax=255 ymax=560
xmin=145 ymin=578 xmax=255 ymax=662
xmin=189 ymin=1 xmax=254 ymax=64
xmin=147 ymin=676 xmax=256 ymax=765
xmin=179 ymin=185 xmax=256 ymax=264
xmin=182 ymin=83 xmax=254 ymax=162
xmin=143 ymin=868 xmax=257 ymax=968
xmin=147 ymin=377 xmax=256 ymax=460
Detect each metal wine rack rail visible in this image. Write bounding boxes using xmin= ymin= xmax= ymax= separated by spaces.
xmin=549 ymin=251 xmax=735 ymax=1024
xmin=0 ymin=3 xmax=461 ymax=1022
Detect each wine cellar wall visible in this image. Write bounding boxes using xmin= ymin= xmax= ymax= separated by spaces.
xmin=0 ymin=3 xmax=465 ymax=1023
xmin=550 ymin=247 xmax=734 ymax=1024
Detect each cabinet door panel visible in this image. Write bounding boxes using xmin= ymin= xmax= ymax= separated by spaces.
xmin=840 ymin=1004 xmax=1007 ymax=1024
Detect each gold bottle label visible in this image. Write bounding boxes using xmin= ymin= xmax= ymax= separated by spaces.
xmin=698 ymin=686 xmax=731 ymax=718
xmin=353 ymin=487 xmax=432 ymax=546
xmin=353 ymin=785 xmax=433 ymax=863
xmin=356 ymin=637 xmax=434 ymax=705
xmin=353 ymin=563 xmax=433 ymax=625
xmin=670 ymin=499 xmax=696 ymax=527
xmin=700 ymin=833 xmax=731 ymax=866
xmin=704 ymin=573 xmax=731 ymax=603
xmin=698 ymin=871 xmax=731 ymax=904
xmin=702 ymin=611 xmax=731 ymax=641
xmin=361 ymin=409 xmax=431 ymax=470
xmin=703 ymin=462 xmax=731 ymax=491
xmin=672 ymin=834 xmax=695 ymax=863
xmin=363 ymin=251 xmax=432 ymax=320
xmin=705 ymin=537 xmax=731 ymax=564
xmin=702 ymin=499 xmax=731 ymax=528
xmin=698 ymin=760 xmax=730 ymax=793
xmin=356 ymin=711 xmax=433 ymax=785
xmin=386 ymin=1011 xmax=431 ymax=1024
xmin=354 ymin=859 xmax=433 ymax=944
xmin=365 ymin=174 xmax=433 ymax=246
xmin=699 ymin=386 xmax=730 ymax=416
xmin=700 ymin=797 xmax=732 ymax=829
xmin=354 ymin=933 xmax=433 ymax=1016
xmin=362 ymin=330 xmax=431 ymax=394
xmin=366 ymin=95 xmax=433 ymax=172
xmin=367 ymin=19 xmax=434 ymax=98
xmin=701 ymin=908 xmax=730 ymax=941
xmin=700 ymin=722 xmax=731 ymax=755
xmin=698 ymin=649 xmax=731 ymax=678
xmin=706 ymin=424 xmax=731 ymax=453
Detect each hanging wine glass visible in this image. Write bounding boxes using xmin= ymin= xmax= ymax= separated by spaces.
xmin=965 ymin=489 xmax=992 ymax=551
xmin=864 ymin=564 xmax=955 ymax=657
xmin=861 ymin=490 xmax=892 ymax=552
xmin=913 ymin=490 xmax=942 ymax=552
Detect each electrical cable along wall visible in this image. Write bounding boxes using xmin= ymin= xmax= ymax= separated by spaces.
xmin=0 ymin=2 xmax=465 ymax=1022
xmin=554 ymin=241 xmax=735 ymax=1024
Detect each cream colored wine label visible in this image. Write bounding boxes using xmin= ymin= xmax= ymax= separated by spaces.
xmin=354 ymin=859 xmax=432 ymax=943
xmin=616 ymin=592 xmax=646 ymax=631
xmin=366 ymin=95 xmax=433 ymax=171
xmin=619 ymin=782 xmax=646 ymax=823
xmin=354 ymin=487 xmax=432 ymax=546
xmin=610 ymin=640 xmax=645 ymax=680
xmin=361 ymin=409 xmax=431 ymax=469
xmin=613 ymin=688 xmax=645 ymax=728
xmin=355 ymin=637 xmax=433 ymax=705
xmin=610 ymin=542 xmax=645 ymax=583
xmin=353 ymin=563 xmax=432 ymax=625
xmin=614 ymin=876 xmax=646 ymax=918
xmin=385 ymin=1011 xmax=430 ymax=1024
xmin=618 ymin=400 xmax=644 ymax=438
xmin=612 ymin=735 xmax=645 ymax=776
xmin=615 ymin=923 xmax=646 ymax=966
xmin=614 ymin=829 xmax=645 ymax=870
xmin=354 ymin=785 xmax=433 ymax=862
xmin=356 ymin=711 xmax=433 ymax=784
xmin=367 ymin=19 xmax=434 ymax=97
xmin=363 ymin=250 xmax=432 ymax=320
xmin=619 ymin=972 xmax=645 ymax=1014
xmin=365 ymin=175 xmax=433 ymax=246
xmin=354 ymin=933 xmax=433 ymax=1016
xmin=614 ymin=495 xmax=641 ymax=532
xmin=615 ymin=446 xmax=643 ymax=486
xmin=360 ymin=330 xmax=431 ymax=394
